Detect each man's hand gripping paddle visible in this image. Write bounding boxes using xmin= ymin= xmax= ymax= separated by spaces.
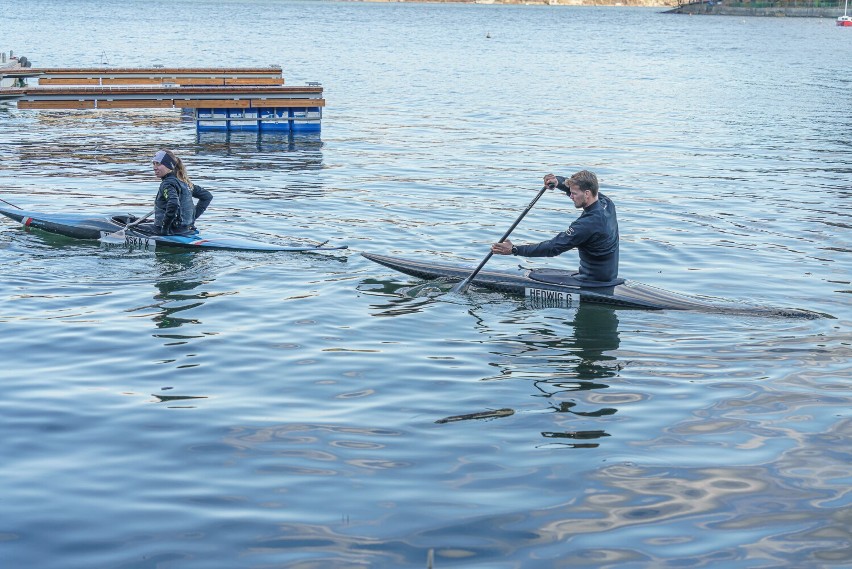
xmin=451 ymin=182 xmax=554 ymax=294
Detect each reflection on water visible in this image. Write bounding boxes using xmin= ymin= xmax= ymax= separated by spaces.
xmin=528 ymin=305 xmax=621 ymax=448
xmin=151 ymin=252 xmax=210 ymax=331
xmin=533 ymin=463 xmax=773 ymax=562
xmin=358 ymin=276 xmax=453 ymax=317
xmin=565 ymin=304 xmax=620 ymax=374
xmin=148 ymin=252 xmax=221 ymax=408
xmin=195 ymin=131 xmax=324 ymax=158
xmin=365 ymin=278 xmax=623 ymax=448
xmin=7 ymin=115 xmax=325 ymax=188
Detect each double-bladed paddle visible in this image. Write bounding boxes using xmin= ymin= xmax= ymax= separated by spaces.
xmin=0 ymin=198 xmax=22 ymax=209
xmin=452 ymin=183 xmax=553 ymax=293
xmin=99 ymin=209 xmax=154 ymax=245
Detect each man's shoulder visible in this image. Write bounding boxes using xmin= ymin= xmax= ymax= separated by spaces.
xmin=597 ymin=194 xmax=616 ymax=212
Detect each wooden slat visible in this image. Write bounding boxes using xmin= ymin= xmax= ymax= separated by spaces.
xmin=40 ymin=77 xmax=286 ymax=87
xmin=19 ymin=99 xmax=323 ymax=110
xmin=0 ymin=88 xmax=26 ymax=98
xmin=158 ymin=77 xmax=225 ymax=86
xmin=99 ymin=78 xmax=187 ymax=86
xmin=249 ymin=98 xmax=325 ymax=108
xmin=177 ymin=99 xmax=252 ymax=109
xmin=224 ymin=77 xmax=284 ymax=86
xmin=96 ymin=99 xmax=175 ymax=109
xmin=38 ymin=78 xmax=102 ymax=85
xmin=20 ymin=85 xmax=321 ymax=96
xmin=32 ymin=67 xmax=283 ymax=76
xmin=18 ymin=100 xmax=96 ymax=109
xmin=93 ymin=78 xmax=225 ymax=86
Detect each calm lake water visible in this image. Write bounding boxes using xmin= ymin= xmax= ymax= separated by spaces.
xmin=1 ymin=1 xmax=850 ymax=567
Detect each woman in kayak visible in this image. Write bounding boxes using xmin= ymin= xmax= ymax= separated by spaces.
xmin=152 ymin=149 xmax=213 ymax=235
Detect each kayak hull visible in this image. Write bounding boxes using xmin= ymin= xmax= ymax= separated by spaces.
xmin=0 ymin=208 xmax=347 ymax=252
xmin=362 ymin=252 xmax=819 ymax=317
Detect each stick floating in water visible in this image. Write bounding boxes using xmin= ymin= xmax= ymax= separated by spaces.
xmin=435 ymin=408 xmax=514 ymax=424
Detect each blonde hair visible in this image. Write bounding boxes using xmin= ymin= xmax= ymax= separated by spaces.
xmin=162 ymin=149 xmax=194 ymax=189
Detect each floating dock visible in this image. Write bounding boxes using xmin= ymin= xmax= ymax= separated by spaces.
xmin=0 ymin=66 xmax=324 ymax=132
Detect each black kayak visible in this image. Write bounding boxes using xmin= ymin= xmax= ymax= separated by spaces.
xmin=362 ymin=252 xmax=821 ymax=318
xmin=0 ymin=207 xmax=347 ymax=253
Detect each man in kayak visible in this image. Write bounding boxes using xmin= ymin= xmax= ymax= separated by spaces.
xmin=152 ymin=149 xmax=213 ymax=235
xmin=491 ymin=170 xmax=619 ymax=282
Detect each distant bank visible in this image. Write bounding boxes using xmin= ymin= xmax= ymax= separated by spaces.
xmin=347 ymin=0 xmax=679 ymax=6
xmin=347 ymin=0 xmax=845 ymax=18
xmin=667 ymin=2 xmax=843 ymax=18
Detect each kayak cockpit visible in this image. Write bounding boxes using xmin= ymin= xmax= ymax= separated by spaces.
xmin=526 ymin=268 xmax=625 ymax=288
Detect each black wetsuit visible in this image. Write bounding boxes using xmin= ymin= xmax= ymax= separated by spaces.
xmin=513 ymin=192 xmax=619 ymax=282
xmin=154 ymin=173 xmax=213 ymax=235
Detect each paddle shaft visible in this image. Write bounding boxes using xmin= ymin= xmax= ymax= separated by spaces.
xmin=453 ymin=185 xmax=550 ymax=293
xmin=125 ymin=209 xmax=154 ymax=229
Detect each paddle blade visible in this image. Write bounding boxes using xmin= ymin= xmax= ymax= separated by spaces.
xmin=99 ymin=230 xmax=127 ymax=245
xmin=451 ymin=276 xmax=473 ymax=294
xmin=452 ymin=251 xmax=494 ymax=294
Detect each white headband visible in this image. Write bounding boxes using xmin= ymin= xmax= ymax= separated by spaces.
xmin=152 ymin=150 xmax=176 ymax=170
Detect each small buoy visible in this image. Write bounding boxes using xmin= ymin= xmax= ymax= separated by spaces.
xmin=486 ymin=32 xmax=491 ymax=38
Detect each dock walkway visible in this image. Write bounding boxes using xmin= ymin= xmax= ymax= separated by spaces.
xmin=31 ymin=66 xmax=285 ymax=86
xmin=1 ymin=66 xmax=324 ymax=132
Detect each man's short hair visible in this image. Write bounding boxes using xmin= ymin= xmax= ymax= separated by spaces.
xmin=568 ymin=170 xmax=599 ymax=197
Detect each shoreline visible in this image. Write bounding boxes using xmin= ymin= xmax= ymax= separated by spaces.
xmin=345 ymin=0 xmax=846 ymax=17
xmin=345 ymin=0 xmax=680 ymax=7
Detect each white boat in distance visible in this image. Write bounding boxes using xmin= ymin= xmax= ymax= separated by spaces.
xmin=839 ymin=0 xmax=852 ymax=26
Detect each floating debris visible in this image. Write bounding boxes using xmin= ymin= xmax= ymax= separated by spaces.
xmin=541 ymin=430 xmax=610 ymax=440
xmin=152 ymin=394 xmax=208 ymax=402
xmin=435 ymin=408 xmax=514 ymax=424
